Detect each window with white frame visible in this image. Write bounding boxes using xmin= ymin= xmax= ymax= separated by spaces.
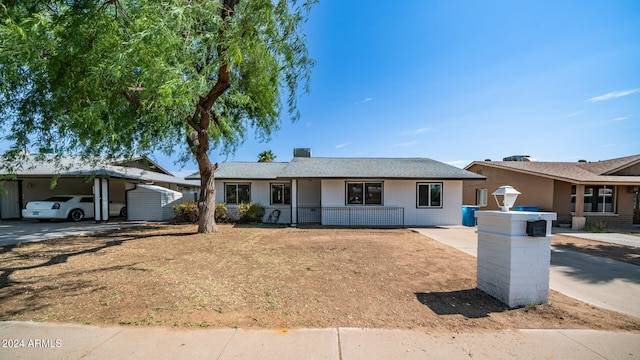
xmin=346 ymin=182 xmax=383 ymax=205
xmin=476 ymin=189 xmax=488 ymax=207
xmin=225 ymin=183 xmax=250 ymax=204
xmin=571 ymin=185 xmax=616 ymax=213
xmin=417 ymin=183 xmax=442 ymax=208
xmin=271 ymin=183 xmax=291 ymax=205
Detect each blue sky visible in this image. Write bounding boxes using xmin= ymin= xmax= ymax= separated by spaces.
xmin=162 ymin=0 xmax=638 ymax=177
xmin=5 ymin=1 xmax=640 ymax=177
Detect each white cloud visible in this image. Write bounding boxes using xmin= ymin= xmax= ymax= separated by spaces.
xmin=335 ymin=142 xmax=351 ymax=149
xmin=392 ymin=141 xmax=417 ymax=147
xmin=611 ymin=116 xmax=628 ymax=121
xmin=567 ymin=111 xmax=584 ymax=117
xmin=354 ymin=97 xmax=372 ymax=105
xmin=587 ymin=88 xmax=640 ymax=102
xmin=401 ymin=127 xmax=429 ymax=135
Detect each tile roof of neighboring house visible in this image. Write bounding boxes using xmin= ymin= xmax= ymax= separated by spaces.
xmin=465 ymin=154 xmax=640 ymax=185
xmin=187 ymin=157 xmax=485 ymax=180
xmin=576 ymin=154 xmax=640 ymax=175
xmin=109 ymin=156 xmax=173 ymax=176
xmin=3 ymin=155 xmax=199 ymax=187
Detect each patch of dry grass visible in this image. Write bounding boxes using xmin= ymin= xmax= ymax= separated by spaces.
xmin=1 ymin=224 xmax=638 ymax=332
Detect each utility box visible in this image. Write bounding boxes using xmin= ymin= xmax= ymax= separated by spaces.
xmin=127 ymin=185 xmax=183 ymax=221
xmin=475 ymin=211 xmax=557 ymax=308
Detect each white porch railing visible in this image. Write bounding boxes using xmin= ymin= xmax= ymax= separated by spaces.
xmin=297 ymin=207 xmax=404 ymax=228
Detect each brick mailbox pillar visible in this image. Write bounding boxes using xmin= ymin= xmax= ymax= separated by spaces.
xmin=475 ymin=210 xmax=557 ymax=308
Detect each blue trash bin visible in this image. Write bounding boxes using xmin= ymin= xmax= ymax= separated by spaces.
xmin=462 ymin=206 xmax=480 ymax=226
xmin=513 ymin=206 xmax=538 ymax=212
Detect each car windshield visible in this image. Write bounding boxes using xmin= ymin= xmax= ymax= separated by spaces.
xmin=44 ymin=196 xmax=73 ymax=202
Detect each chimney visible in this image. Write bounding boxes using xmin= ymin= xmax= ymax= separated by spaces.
xmin=293 ymin=148 xmax=312 ymax=158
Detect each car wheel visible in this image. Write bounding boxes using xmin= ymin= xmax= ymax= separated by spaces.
xmin=69 ymin=209 xmax=84 ymax=222
xmin=120 ymin=206 xmax=127 ymax=217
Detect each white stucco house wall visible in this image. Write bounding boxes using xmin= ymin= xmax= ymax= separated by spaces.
xmin=187 ymin=153 xmax=485 ymax=227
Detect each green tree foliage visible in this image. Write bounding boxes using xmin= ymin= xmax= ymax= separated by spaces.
xmin=258 ymin=150 xmax=276 ymax=162
xmin=0 ymin=0 xmax=315 ymax=233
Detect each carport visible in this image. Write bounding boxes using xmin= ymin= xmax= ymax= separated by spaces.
xmin=1 ymin=154 xmax=199 ymax=222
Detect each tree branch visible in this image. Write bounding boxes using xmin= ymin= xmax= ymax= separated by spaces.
xmin=186 ymin=0 xmax=239 ymax=159
xmin=121 ymin=90 xmax=142 ymax=107
xmin=197 ymin=0 xmax=239 ymax=125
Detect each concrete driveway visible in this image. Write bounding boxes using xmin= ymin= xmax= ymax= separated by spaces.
xmin=412 ymin=226 xmax=640 ymax=318
xmin=0 ymin=219 xmax=149 ymax=247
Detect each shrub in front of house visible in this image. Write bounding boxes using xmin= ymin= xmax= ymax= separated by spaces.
xmin=172 ymin=201 xmax=264 ymax=224
xmin=236 ymin=202 xmax=266 ymax=224
xmin=172 ymin=202 xmax=199 ymax=223
xmin=215 ymin=203 xmax=230 ymax=223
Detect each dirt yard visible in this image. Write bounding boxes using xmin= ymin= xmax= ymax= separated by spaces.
xmin=1 ymin=224 xmax=638 ymax=332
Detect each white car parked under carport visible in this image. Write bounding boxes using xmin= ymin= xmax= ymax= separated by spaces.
xmin=22 ymin=195 xmax=126 ymax=222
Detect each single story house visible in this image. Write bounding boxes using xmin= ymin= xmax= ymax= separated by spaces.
xmin=187 ymin=151 xmax=485 ymax=227
xmin=462 ymin=154 xmax=640 ymax=229
xmin=0 ymin=153 xmax=200 ymax=221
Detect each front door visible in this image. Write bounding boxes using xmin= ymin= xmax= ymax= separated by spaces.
xmin=634 ymin=189 xmax=640 ymax=225
xmin=1 ymin=181 xmax=21 ymax=219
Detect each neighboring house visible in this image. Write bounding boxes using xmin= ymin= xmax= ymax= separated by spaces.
xmin=463 ymin=154 xmax=640 ymax=229
xmin=0 ymin=154 xmax=200 ymax=221
xmin=187 ymin=151 xmax=485 ymax=227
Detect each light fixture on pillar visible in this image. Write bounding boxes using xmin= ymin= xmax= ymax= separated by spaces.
xmin=492 ymin=185 xmax=521 ymax=212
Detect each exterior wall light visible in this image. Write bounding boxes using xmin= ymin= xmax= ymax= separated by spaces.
xmin=492 ymin=185 xmax=521 ymax=212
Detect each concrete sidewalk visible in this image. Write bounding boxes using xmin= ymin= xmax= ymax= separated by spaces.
xmin=0 ymin=321 xmax=638 ymax=360
xmin=412 ymin=226 xmax=640 ymax=318
xmin=553 ymin=228 xmax=640 ymax=248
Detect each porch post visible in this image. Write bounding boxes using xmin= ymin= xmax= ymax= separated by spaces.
xmin=93 ymin=178 xmax=109 ymax=223
xmin=572 ymin=184 xmax=586 ymax=230
xmin=291 ymin=179 xmax=298 ymax=227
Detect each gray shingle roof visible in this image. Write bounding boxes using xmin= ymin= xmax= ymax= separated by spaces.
xmin=279 ymin=157 xmax=485 ymax=179
xmin=2 ymin=155 xmax=199 ymax=187
xmin=205 ymin=162 xmax=290 ymax=180
xmin=193 ymin=157 xmax=485 ymax=180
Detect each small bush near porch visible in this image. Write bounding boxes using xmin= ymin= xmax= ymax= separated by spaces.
xmin=173 ymin=202 xmax=266 ymax=224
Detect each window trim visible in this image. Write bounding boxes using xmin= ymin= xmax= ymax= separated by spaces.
xmin=417 ymin=182 xmax=443 ymax=208
xmin=345 ymin=181 xmax=384 ymax=206
xmin=270 ymin=183 xmax=291 ymax=205
xmin=476 ymin=189 xmax=488 ymax=207
xmin=571 ymin=185 xmax=616 ymax=214
xmin=225 ymin=183 xmax=251 ymax=205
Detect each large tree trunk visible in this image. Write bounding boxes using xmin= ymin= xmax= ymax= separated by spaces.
xmin=186 ymin=0 xmax=236 ymax=234
xmin=196 ymin=153 xmax=218 ymax=233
